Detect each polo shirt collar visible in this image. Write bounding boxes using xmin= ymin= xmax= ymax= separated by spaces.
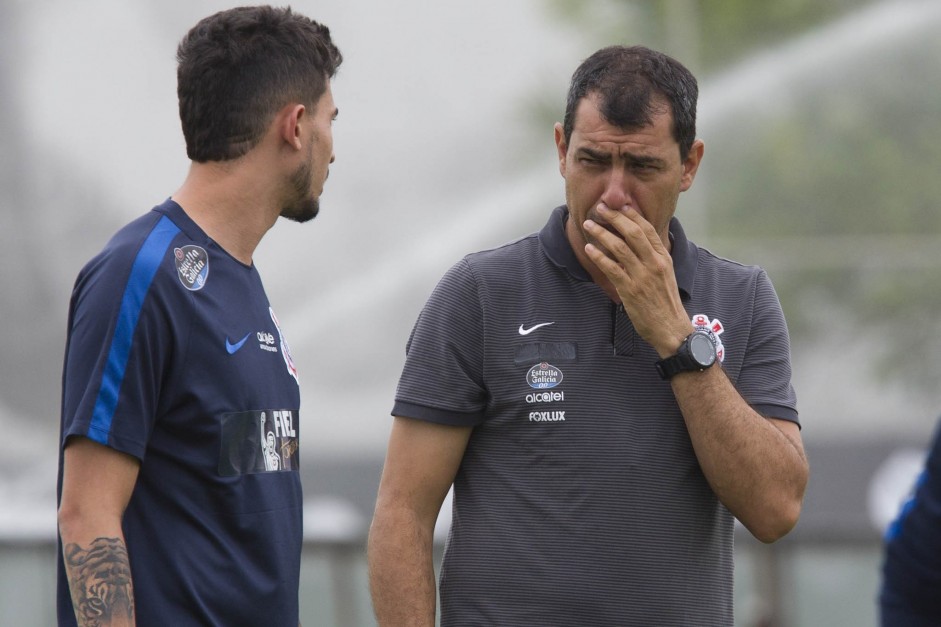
xmin=538 ymin=205 xmax=697 ymax=299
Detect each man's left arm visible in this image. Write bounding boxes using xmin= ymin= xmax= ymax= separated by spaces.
xmin=584 ymin=205 xmax=808 ymax=542
xmin=670 ymin=367 xmax=807 ymax=542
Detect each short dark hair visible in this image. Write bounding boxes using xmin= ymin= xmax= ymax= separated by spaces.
xmin=176 ymin=6 xmax=342 ymax=162
xmin=562 ymin=45 xmax=698 ymax=158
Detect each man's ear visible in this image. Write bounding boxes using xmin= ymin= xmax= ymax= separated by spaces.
xmin=278 ymin=103 xmax=306 ymax=151
xmin=680 ymin=139 xmax=705 ymax=192
xmin=553 ymin=122 xmax=568 ymax=178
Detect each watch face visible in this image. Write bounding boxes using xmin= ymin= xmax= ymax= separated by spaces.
xmin=689 ymin=332 xmax=717 ymax=367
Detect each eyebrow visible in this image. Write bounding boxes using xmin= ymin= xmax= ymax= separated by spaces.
xmin=575 ymin=147 xmax=611 ymax=161
xmin=576 ymin=146 xmax=665 ymax=167
xmin=625 ymin=153 xmax=664 ymax=167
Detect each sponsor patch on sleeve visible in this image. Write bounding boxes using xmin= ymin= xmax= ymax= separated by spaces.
xmin=174 ymin=245 xmax=209 ymax=291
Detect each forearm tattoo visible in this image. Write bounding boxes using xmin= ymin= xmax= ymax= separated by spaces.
xmin=64 ymin=536 xmax=135 ymax=627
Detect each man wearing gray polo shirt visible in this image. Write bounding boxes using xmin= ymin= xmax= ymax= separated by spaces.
xmin=368 ymin=45 xmax=808 ymax=626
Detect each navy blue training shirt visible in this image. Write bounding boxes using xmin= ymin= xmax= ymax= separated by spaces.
xmin=58 ymin=199 xmax=302 ymax=626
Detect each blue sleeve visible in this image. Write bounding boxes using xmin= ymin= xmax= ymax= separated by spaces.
xmin=61 ymin=216 xmax=182 ymax=460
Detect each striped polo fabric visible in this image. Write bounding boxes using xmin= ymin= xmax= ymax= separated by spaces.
xmin=393 ymin=205 xmax=799 ymax=626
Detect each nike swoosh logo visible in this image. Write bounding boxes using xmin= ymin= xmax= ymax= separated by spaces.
xmin=518 ymin=322 xmax=555 ymax=336
xmin=225 ymin=333 xmax=252 ymax=354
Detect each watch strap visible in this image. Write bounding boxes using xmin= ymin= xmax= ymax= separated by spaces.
xmin=655 ymin=330 xmax=715 ymax=380
xmin=655 ymin=350 xmax=695 ymax=380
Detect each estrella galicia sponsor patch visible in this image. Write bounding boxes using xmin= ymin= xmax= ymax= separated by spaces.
xmin=219 ymin=409 xmax=299 ymax=477
xmin=526 ymin=362 xmax=563 ymax=389
xmin=174 ymin=245 xmax=209 ymax=291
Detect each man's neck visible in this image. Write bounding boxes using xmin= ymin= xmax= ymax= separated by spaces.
xmin=171 ymin=160 xmax=279 ymax=265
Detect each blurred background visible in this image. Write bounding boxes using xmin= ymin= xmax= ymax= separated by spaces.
xmin=2 ymin=0 xmax=940 ymax=624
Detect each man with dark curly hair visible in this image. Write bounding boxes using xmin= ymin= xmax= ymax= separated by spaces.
xmin=56 ymin=7 xmax=342 ymax=625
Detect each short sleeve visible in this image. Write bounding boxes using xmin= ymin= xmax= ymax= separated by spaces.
xmin=392 ymin=258 xmax=488 ymax=426
xmin=61 ymin=234 xmax=178 ymax=460
xmin=737 ymin=270 xmax=799 ymax=425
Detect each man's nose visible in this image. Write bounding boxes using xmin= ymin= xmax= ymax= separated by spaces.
xmin=600 ymin=168 xmax=629 ymax=210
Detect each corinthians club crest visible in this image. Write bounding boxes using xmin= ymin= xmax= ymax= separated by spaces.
xmin=691 ymin=314 xmax=726 ymax=362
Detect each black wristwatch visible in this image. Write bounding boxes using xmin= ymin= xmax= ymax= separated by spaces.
xmin=655 ymin=330 xmax=717 ymax=380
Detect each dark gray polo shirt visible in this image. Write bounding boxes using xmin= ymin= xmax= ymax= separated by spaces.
xmin=393 ymin=205 xmax=799 ymax=626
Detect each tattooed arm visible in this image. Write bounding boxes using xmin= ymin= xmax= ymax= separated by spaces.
xmin=59 ymin=437 xmax=141 ymax=627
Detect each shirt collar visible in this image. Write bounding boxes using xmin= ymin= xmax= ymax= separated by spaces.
xmin=538 ymin=205 xmax=697 ymax=300
xmin=155 ymin=197 xmax=209 ymax=244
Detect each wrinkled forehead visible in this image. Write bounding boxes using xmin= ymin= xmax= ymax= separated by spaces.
xmin=574 ymin=92 xmax=684 ymax=160
xmin=572 ymin=96 xmax=676 ymax=147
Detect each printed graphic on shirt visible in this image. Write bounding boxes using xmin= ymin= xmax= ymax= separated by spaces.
xmin=691 ymin=314 xmax=726 ymax=362
xmin=218 ymin=409 xmax=299 ymax=476
xmin=174 ymin=245 xmax=209 ymax=291
xmin=526 ymin=362 xmax=563 ymax=389
xmin=269 ymin=307 xmax=298 ymax=383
